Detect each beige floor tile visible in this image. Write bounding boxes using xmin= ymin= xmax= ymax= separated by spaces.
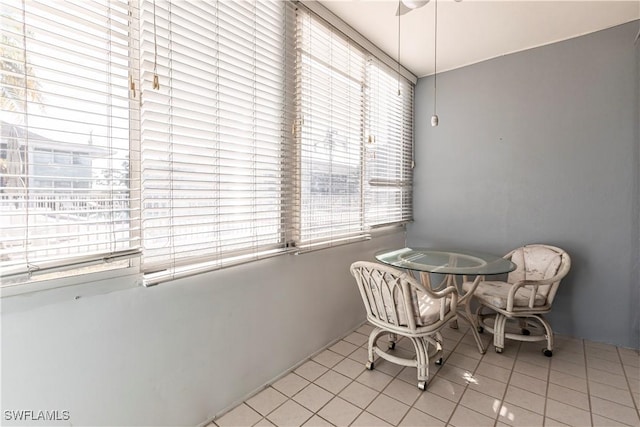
xmin=436 ymin=363 xmax=473 ymax=386
xmin=547 ymin=383 xmax=589 ymax=411
xmin=254 ymin=418 xmax=276 ymax=426
xmin=586 ymin=346 xmax=620 ymax=361
xmin=412 ymin=390 xmax=457 ymax=422
xmin=448 ymin=405 xmax=495 ymax=427
xmin=543 ymin=417 xmax=573 ymax=427
xmin=446 ymin=352 xmax=481 ymax=372
xmin=365 ymin=393 xmax=410 ymax=425
xmin=314 ymin=370 xmax=351 ymax=395
xmin=619 ymin=350 xmax=640 ymax=368
xmin=480 ymin=349 xmax=517 ymax=370
xmin=516 ymin=350 xmax=551 ymax=369
xmin=371 ymin=358 xmax=404 ymax=377
xmin=591 ymin=414 xmax=635 ymax=427
xmin=553 ymin=334 xmax=585 ymax=357
xmin=381 ymin=377 xmax=422 ymax=406
xmin=549 ymin=369 xmax=588 ymax=393
xmin=454 ymin=342 xmax=484 ymax=360
xmin=295 ymin=360 xmax=329 ymax=382
xmin=346 ymin=347 xmax=369 ymax=364
xmin=588 ymin=380 xmax=636 ymax=408
xmin=356 ymin=323 xmax=374 ymax=336
xmin=496 ymin=402 xmax=544 ymax=427
xmin=301 ymin=415 xmax=334 ymax=427
xmin=337 ymin=381 xmax=378 ymax=409
xmin=586 ymin=341 xmax=619 ymax=353
xmin=216 ymin=403 xmax=263 ymax=427
xmin=313 ymin=350 xmax=344 ymax=369
xmin=587 ymin=350 xmax=622 ymax=365
xmin=355 ymin=369 xmax=394 ymax=391
xmin=459 ymin=388 xmax=502 ymax=419
xmin=246 ymin=387 xmax=288 ymax=416
xmin=508 ymin=371 xmax=547 ymax=396
xmin=332 ymin=358 xmax=366 ymax=380
xmin=267 ymin=400 xmax=313 ymax=427
xmin=273 ymin=373 xmax=310 ymax=397
xmin=467 ymin=373 xmax=507 ymax=400
xmin=503 ymin=384 xmax=546 ymax=415
xmin=590 ymin=395 xmax=640 ymax=426
xmin=622 ymin=364 xmax=639 ymax=383
xmin=587 ymin=357 xmax=626 ymax=376
xmin=588 ymin=369 xmax=629 ymax=390
xmin=317 ymin=397 xmax=361 ymax=426
xmin=350 ymin=411 xmax=392 ymax=427
xmin=545 ymin=398 xmax=592 ymax=426
xmin=293 ymin=383 xmax=334 ymax=413
xmin=343 ymin=331 xmax=368 ymax=347
xmin=330 ymin=340 xmax=358 ymax=357
xmin=514 ymin=359 xmax=549 ymax=380
xmin=396 ymin=367 xmax=419 ymax=385
xmin=398 ymin=407 xmax=446 ymax=427
xmin=552 ymin=348 xmax=586 ymax=365
xmin=475 ymin=360 xmax=512 ymax=383
xmin=426 ymin=376 xmax=467 ymax=402
xmin=551 ymin=358 xmax=588 ymax=378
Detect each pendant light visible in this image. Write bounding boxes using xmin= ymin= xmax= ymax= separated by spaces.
xmin=431 ymin=0 xmax=439 ymax=126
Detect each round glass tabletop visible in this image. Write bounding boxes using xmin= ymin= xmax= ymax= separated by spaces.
xmin=375 ymin=247 xmax=516 ymax=275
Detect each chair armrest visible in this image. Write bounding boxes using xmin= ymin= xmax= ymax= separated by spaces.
xmin=505 ymin=278 xmax=558 ymax=311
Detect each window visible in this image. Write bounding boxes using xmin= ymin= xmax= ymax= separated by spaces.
xmin=0 ymin=0 xmax=140 ymax=283
xmin=139 ymin=0 xmax=296 ymax=283
xmin=1 ymin=1 xmax=413 ymax=287
xmin=296 ymin=9 xmax=413 ymax=250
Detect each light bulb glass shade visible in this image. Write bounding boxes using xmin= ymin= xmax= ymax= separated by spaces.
xmin=402 ymin=0 xmax=430 ymax=9
xmin=431 ymin=114 xmax=439 ymax=127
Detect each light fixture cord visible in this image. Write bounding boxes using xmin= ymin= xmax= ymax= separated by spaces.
xmin=433 ymin=0 xmax=438 ymax=115
xmin=152 ymin=0 xmax=160 ymax=89
xmin=397 ymin=0 xmax=401 ymax=96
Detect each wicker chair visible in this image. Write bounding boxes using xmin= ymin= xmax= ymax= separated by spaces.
xmin=464 ymin=244 xmax=571 ymax=356
xmin=350 ymin=261 xmax=458 ymax=390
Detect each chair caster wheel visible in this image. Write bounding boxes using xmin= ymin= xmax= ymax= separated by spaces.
xmin=495 ymin=347 xmax=503 ymax=354
xmin=418 ymin=381 xmax=427 ymax=391
xmin=542 ymin=349 xmax=552 ymax=357
xmin=366 ymin=361 xmax=374 ymax=370
xmin=521 ymin=328 xmax=531 ymax=336
xmin=435 ymin=357 xmax=443 ymax=366
xmin=477 ymin=326 xmax=484 ymax=333
xmin=388 ymin=342 xmax=395 ymax=350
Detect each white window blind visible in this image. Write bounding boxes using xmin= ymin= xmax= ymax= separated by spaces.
xmin=365 ymin=61 xmax=414 ymax=226
xmin=140 ymin=0 xmax=295 ymax=283
xmin=295 ymin=8 xmax=413 ymax=250
xmin=296 ymin=9 xmax=367 ymax=247
xmin=0 ymin=0 xmax=140 ymax=282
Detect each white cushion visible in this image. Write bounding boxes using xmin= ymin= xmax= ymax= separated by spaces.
xmin=463 ymin=280 xmax=546 ymax=310
xmin=412 ymin=290 xmax=450 ymax=326
xmin=508 ymin=247 xmax=562 ymax=299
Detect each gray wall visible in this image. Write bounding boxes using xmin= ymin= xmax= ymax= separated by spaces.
xmin=1 ymin=232 xmax=402 ymax=426
xmin=409 ymin=21 xmax=639 ymax=349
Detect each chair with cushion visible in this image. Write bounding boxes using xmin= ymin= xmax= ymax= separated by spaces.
xmin=465 ymin=244 xmax=571 ymax=356
xmin=350 ymin=261 xmax=458 ymax=390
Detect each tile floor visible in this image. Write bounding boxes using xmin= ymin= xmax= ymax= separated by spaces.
xmin=211 ymin=323 xmax=640 ymax=427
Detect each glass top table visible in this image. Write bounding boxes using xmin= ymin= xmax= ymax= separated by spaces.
xmin=375 ymin=247 xmax=516 ymax=354
xmin=375 ymin=247 xmax=516 ymax=276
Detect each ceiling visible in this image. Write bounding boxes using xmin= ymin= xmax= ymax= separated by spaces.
xmin=317 ymin=0 xmax=640 ymax=78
